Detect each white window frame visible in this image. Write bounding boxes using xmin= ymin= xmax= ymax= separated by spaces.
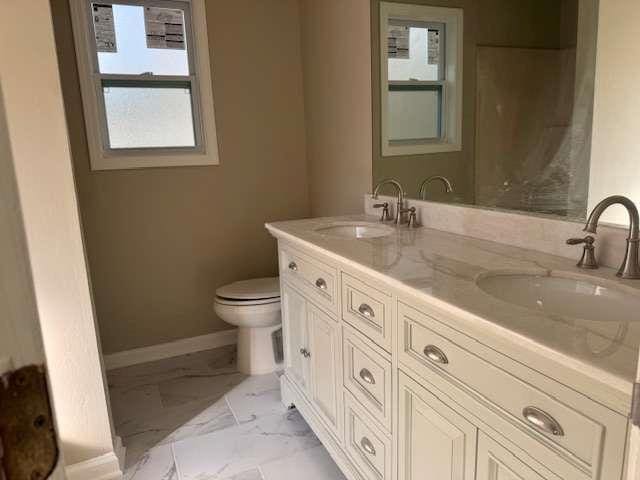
xmin=380 ymin=2 xmax=463 ymax=157
xmin=70 ymin=0 xmax=220 ymax=170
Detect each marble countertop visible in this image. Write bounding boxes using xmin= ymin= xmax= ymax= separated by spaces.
xmin=266 ymin=215 xmax=640 ymax=413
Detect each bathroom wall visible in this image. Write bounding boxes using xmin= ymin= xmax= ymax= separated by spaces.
xmin=589 ymin=0 xmax=640 ymax=225
xmin=3 ymin=2 xmax=114 ymax=467
xmin=299 ymin=0 xmax=373 ymax=217
xmin=51 ymin=0 xmax=309 ymax=354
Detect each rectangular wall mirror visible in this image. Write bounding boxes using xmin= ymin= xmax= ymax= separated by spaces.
xmin=370 ymin=0 xmax=634 ymax=225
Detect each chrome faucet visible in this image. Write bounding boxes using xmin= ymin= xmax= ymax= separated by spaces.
xmin=372 ymin=179 xmax=405 ymax=224
xmin=582 ymin=195 xmax=640 ymax=279
xmin=418 ymin=175 xmax=453 ymax=200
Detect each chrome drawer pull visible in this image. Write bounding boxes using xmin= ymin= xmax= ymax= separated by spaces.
xmin=423 ymin=345 xmax=449 ymax=364
xmin=358 ymin=303 xmax=375 ymax=318
xmin=360 ymin=437 xmax=376 ymax=456
xmin=359 ymin=368 xmax=376 ymax=385
xmin=315 ymin=278 xmax=327 ymax=290
xmin=288 ymin=261 xmax=298 ymax=271
xmin=522 ymin=406 xmax=564 ymax=436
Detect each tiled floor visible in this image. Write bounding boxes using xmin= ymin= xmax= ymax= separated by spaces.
xmin=107 ymin=345 xmax=346 ymax=480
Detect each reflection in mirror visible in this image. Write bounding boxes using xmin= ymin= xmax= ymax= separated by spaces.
xmin=373 ymin=1 xmax=604 ymax=223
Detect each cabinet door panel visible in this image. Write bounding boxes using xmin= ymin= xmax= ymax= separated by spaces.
xmin=281 ymin=283 xmax=309 ymax=391
xmin=477 ymin=432 xmax=562 ymax=480
xmin=308 ymin=303 xmax=343 ymax=439
xmin=398 ymin=372 xmax=476 ymax=480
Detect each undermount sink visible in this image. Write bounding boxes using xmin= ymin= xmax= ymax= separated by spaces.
xmin=476 ymin=271 xmax=640 ymax=323
xmin=314 ymin=222 xmax=393 ymax=239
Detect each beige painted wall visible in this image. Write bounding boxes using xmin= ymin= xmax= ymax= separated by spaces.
xmin=300 ymin=0 xmax=373 ymax=216
xmin=589 ymin=0 xmax=640 ymax=226
xmin=2 ymin=2 xmax=114 ymax=467
xmin=51 ymin=0 xmax=309 ymax=354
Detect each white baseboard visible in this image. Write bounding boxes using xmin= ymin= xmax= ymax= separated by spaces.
xmin=65 ymin=451 xmax=123 ymax=480
xmin=104 ymin=329 xmax=238 ymax=371
xmin=113 ymin=435 xmax=126 ymax=471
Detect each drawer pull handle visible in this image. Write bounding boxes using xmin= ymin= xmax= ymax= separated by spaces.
xmin=288 ymin=261 xmax=298 ymax=271
xmin=360 ymin=437 xmax=376 ymax=456
xmin=423 ymin=345 xmax=449 ymax=364
xmin=522 ymin=406 xmax=564 ymax=436
xmin=315 ymin=278 xmax=327 ymax=290
xmin=359 ymin=368 xmax=376 ymax=385
xmin=299 ymin=348 xmax=310 ymax=358
xmin=358 ymin=303 xmax=375 ymax=318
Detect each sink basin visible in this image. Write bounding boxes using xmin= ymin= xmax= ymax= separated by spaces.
xmin=314 ymin=222 xmax=393 ymax=239
xmin=476 ymin=271 xmax=640 ymax=323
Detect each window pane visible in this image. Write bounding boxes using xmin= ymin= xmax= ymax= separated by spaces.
xmin=93 ymin=3 xmax=189 ymax=76
xmin=103 ymin=85 xmax=196 ymax=149
xmin=388 ymin=22 xmax=442 ymax=81
xmin=388 ymin=88 xmax=441 ymax=141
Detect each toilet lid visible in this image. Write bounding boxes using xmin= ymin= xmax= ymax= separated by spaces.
xmin=216 ymin=277 xmax=280 ymax=301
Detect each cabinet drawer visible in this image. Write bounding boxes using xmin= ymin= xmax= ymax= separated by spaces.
xmin=344 ymin=391 xmax=392 ymax=480
xmin=280 ymin=246 xmax=338 ymax=315
xmin=343 ymin=325 xmax=392 ymax=432
xmin=342 ymin=272 xmax=393 ymax=352
xmin=398 ymin=302 xmax=619 ymax=473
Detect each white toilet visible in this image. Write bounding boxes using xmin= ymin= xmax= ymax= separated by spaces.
xmin=214 ymin=277 xmax=282 ymax=375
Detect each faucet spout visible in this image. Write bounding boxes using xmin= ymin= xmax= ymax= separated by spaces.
xmin=372 ymin=179 xmax=406 ymax=224
xmin=583 ymin=195 xmax=640 ymax=279
xmin=418 ymin=176 xmax=453 ymax=200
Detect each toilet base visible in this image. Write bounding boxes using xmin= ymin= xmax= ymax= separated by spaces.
xmin=236 ymin=324 xmax=283 ymax=375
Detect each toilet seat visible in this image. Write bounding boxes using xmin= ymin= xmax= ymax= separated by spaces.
xmin=214 ymin=296 xmax=280 ymax=307
xmin=216 ymin=277 xmax=280 ymax=302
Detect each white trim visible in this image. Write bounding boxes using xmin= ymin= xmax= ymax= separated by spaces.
xmin=65 ymin=451 xmax=123 ymax=480
xmin=104 ymin=329 xmax=238 ymax=370
xmin=113 ymin=435 xmax=126 ymax=471
xmin=380 ymin=2 xmax=463 ymax=157
xmin=69 ymin=0 xmax=220 ymax=170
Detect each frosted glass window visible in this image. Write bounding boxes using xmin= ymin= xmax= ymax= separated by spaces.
xmin=94 ymin=3 xmax=189 ymax=76
xmin=388 ymin=23 xmax=443 ymax=82
xmin=103 ymin=85 xmax=196 ymax=149
xmin=388 ymin=89 xmax=441 ymax=142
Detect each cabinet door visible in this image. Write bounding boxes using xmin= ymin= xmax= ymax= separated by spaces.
xmin=307 ymin=303 xmax=343 ymax=439
xmin=477 ymin=432 xmax=563 ymax=480
xmin=281 ymin=283 xmax=309 ymax=391
xmin=398 ymin=372 xmax=477 ymax=480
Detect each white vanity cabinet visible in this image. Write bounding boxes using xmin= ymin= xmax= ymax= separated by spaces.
xmin=273 ymin=239 xmax=630 ymax=480
xmin=280 ymin=250 xmax=344 ymax=442
xmin=398 ymin=372 xmax=477 ymax=480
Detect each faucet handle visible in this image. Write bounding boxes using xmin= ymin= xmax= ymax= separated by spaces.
xmin=373 ymin=202 xmax=392 ymax=222
xmin=400 ymin=207 xmax=420 ymax=228
xmin=566 ymin=236 xmax=598 ymax=269
xmin=566 ymin=236 xmax=595 ymax=246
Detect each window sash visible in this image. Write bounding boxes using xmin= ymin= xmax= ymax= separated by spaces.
xmin=388 ymin=83 xmax=444 ymax=143
xmin=85 ymin=0 xmax=204 ymax=154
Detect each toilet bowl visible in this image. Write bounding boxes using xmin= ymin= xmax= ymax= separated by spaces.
xmin=214 ymin=277 xmax=282 ymax=375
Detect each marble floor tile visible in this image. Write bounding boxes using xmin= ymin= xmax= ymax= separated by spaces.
xmin=172 ymin=410 xmax=320 ymax=480
xmin=108 ymin=346 xmax=237 ymax=390
xmin=260 ymin=445 xmax=346 ymax=480
xmin=157 ymin=370 xmax=247 ymax=408
xmin=118 ymin=396 xmax=237 ymax=468
xmin=110 ymin=383 xmax=164 ymax=426
xmin=124 ymin=444 xmax=178 ymax=480
xmin=223 ymin=469 xmax=263 ymax=480
xmin=225 ymin=373 xmax=283 ymax=423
